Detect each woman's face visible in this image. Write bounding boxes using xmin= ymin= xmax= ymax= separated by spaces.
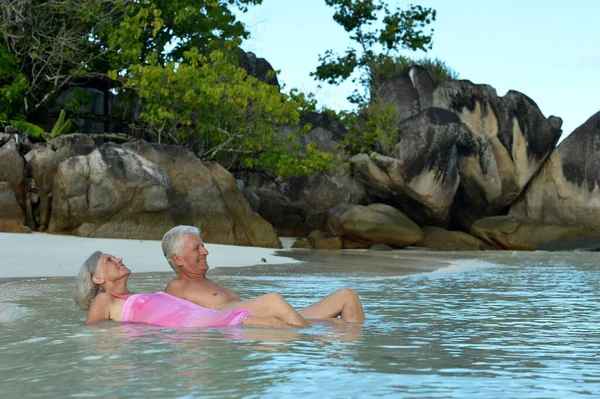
xmin=96 ymin=253 xmax=131 ymax=283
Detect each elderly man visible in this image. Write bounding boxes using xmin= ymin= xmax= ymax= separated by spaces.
xmin=162 ymin=225 xmax=365 ymax=327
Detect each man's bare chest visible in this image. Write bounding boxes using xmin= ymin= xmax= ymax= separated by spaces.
xmin=187 ymin=280 xmax=235 ymax=306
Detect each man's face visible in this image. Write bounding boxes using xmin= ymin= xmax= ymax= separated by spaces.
xmin=177 ymin=234 xmax=210 ymax=273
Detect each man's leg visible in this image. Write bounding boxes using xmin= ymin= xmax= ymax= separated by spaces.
xmin=218 ymin=292 xmax=312 ymax=328
xmin=299 ymin=288 xmax=365 ymax=322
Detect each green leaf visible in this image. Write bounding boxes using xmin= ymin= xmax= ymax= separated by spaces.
xmin=10 ymin=120 xmax=46 ymax=138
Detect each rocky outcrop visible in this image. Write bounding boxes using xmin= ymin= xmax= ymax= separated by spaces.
xmin=250 ymin=167 xmax=365 ymax=237
xmin=433 ymin=81 xmax=562 ymax=228
xmin=349 ymin=78 xmax=561 ymax=230
xmin=327 ymin=203 xmax=422 ymax=247
xmin=375 ymin=65 xmax=437 ymax=120
xmin=55 ymin=87 xmax=106 ymax=133
xmin=0 ymin=140 xmax=26 ymax=212
xmin=0 ymin=182 xmax=30 ymax=233
xmin=291 ymin=237 xmax=312 ymax=249
xmin=125 ymin=141 xmax=281 ymax=247
xmin=510 ymin=111 xmax=600 ymax=231
xmin=470 ymin=216 xmax=599 ymax=250
xmin=25 ymin=134 xmax=96 ymax=231
xmin=238 ymin=51 xmax=280 ymax=87
xmin=1 ymin=136 xmax=281 ymax=247
xmin=206 ymin=162 xmax=281 ymax=248
xmin=350 ymin=108 xmax=463 ymax=225
xmin=242 ymin=112 xmax=365 ymax=236
xmin=48 ymin=144 xmax=173 ymax=239
xmin=308 ymin=230 xmax=343 ymax=250
xmin=416 ymin=226 xmax=492 ymax=250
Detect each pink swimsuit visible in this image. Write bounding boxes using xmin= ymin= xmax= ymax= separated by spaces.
xmin=109 ymin=292 xmax=251 ymax=328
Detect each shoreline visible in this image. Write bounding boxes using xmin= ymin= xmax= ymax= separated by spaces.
xmin=0 ymin=232 xmax=301 ymax=279
xmin=0 ymin=232 xmax=521 ymax=280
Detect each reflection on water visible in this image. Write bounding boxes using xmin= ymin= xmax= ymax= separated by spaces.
xmin=1 ymin=251 xmax=600 ymax=398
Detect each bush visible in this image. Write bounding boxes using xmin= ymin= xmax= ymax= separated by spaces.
xmin=369 ymin=54 xmax=459 ymax=93
xmin=339 ymin=99 xmax=401 ymax=157
xmin=123 ymin=49 xmax=333 ymax=178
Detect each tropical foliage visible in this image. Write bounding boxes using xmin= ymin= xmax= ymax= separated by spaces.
xmin=312 ymin=0 xmax=437 ymax=104
xmin=121 ymin=49 xmax=332 ymax=177
xmin=313 ymin=1 xmax=460 ymax=160
xmin=368 ymin=54 xmax=459 ymax=89
xmin=338 ymin=99 xmax=400 ymax=156
xmin=0 ymin=0 xmax=452 ymax=176
xmin=0 ymin=0 xmax=334 ymax=177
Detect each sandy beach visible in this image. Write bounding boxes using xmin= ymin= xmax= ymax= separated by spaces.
xmin=0 ymin=232 xmax=302 ymax=279
xmin=0 ymin=232 xmax=477 ymax=280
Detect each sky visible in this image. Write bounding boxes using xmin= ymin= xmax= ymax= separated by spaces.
xmin=237 ymin=0 xmax=599 ymax=141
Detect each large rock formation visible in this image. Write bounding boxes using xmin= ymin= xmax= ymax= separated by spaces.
xmin=307 ymin=230 xmax=343 ymax=250
xmin=416 ymin=226 xmax=492 ymax=250
xmin=510 ymin=111 xmax=600 ymax=230
xmin=350 ymin=77 xmax=561 ymax=230
xmin=242 ymin=112 xmax=365 ymax=236
xmin=54 ymin=87 xmax=107 ymax=133
xmin=0 ymin=182 xmax=30 ymax=233
xmin=125 ymin=141 xmax=281 ymax=247
xmin=471 ymin=216 xmax=599 ymax=250
xmin=48 ymin=144 xmax=174 ymax=239
xmin=433 ymin=81 xmax=562 ymax=228
xmin=0 ymin=140 xmax=26 ymax=212
xmin=327 ymin=203 xmax=422 ymax=247
xmin=374 ymin=65 xmax=437 ymax=120
xmin=205 ymin=162 xmax=281 ymax=248
xmin=25 ymin=134 xmax=96 ymax=231
xmin=350 ymin=108 xmax=463 ymax=225
xmin=238 ymin=51 xmax=280 ymax=87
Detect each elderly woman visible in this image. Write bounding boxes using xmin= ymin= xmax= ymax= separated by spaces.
xmin=75 ymin=251 xmax=289 ymax=328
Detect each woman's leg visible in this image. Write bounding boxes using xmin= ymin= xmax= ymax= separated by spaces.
xmin=241 ymin=316 xmax=289 ymax=328
xmin=305 ymin=317 xmax=346 ymax=324
xmin=299 ymin=288 xmax=365 ymax=322
xmin=218 ymin=293 xmax=312 ymax=328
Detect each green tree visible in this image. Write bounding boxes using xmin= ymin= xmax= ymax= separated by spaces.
xmin=101 ymin=0 xmax=261 ymax=69
xmin=1 ymin=0 xmax=332 ymax=178
xmin=0 ymin=0 xmax=262 ymax=117
xmin=122 ymin=48 xmax=332 ymax=178
xmin=0 ymin=44 xmax=27 ymax=122
xmin=312 ymin=0 xmax=436 ymax=104
xmin=339 ymin=99 xmax=400 ymax=156
xmin=0 ymin=0 xmax=122 ymax=114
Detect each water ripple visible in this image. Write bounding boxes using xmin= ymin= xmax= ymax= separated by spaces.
xmin=1 ymin=253 xmax=600 ymax=398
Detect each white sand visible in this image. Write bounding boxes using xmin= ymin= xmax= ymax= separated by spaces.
xmin=0 ymin=232 xmax=300 ymax=279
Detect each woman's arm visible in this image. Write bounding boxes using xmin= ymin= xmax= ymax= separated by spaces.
xmin=85 ymin=293 xmax=112 ymax=324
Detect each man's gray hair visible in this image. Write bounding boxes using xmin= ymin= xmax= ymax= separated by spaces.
xmin=74 ymin=250 xmax=103 ymax=310
xmin=162 ymin=225 xmax=201 ymax=273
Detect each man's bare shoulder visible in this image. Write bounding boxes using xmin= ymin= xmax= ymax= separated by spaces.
xmin=165 ymin=278 xmax=187 ymax=294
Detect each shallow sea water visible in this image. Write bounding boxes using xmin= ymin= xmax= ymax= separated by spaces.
xmin=1 ymin=250 xmax=599 ymax=398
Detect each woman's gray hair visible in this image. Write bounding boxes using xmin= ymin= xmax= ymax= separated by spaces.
xmin=74 ymin=250 xmax=103 ymax=310
xmin=162 ymin=225 xmax=201 ymax=273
